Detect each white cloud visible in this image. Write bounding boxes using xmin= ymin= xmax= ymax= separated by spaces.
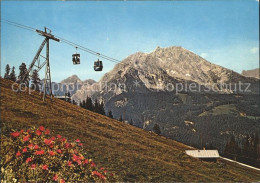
xmin=106 ymin=37 xmax=110 ymax=41
xmin=201 ymin=53 xmax=208 ymax=58
xmin=250 ymin=47 xmax=259 ymax=54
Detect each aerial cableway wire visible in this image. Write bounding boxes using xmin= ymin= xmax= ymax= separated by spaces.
xmin=1 ymin=19 xmax=121 ymax=64
xmin=1 ymin=19 xmax=36 ymax=32
xmin=57 ymin=37 xmax=121 ymax=63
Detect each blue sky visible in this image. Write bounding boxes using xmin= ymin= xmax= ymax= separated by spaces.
xmin=1 ymin=0 xmax=259 ymax=82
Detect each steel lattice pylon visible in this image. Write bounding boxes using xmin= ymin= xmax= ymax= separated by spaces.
xmin=17 ymin=27 xmax=59 ymax=101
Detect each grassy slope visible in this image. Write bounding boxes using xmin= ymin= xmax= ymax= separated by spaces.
xmin=1 ymin=78 xmax=259 ymax=182
xmin=199 ymin=104 xmax=238 ymax=117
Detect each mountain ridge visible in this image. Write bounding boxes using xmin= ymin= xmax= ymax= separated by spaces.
xmin=73 ymin=46 xmax=259 ymax=102
xmin=242 ymin=68 xmax=259 ymax=79
xmin=71 ymin=46 xmax=260 ymax=154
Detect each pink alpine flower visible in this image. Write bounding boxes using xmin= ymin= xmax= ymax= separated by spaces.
xmin=11 ymin=131 xmax=20 ymax=138
xmin=39 ymin=126 xmax=45 ymax=132
xmin=26 ymin=157 xmax=32 ymax=164
xmin=42 ymin=164 xmax=48 ymax=170
xmin=35 ymin=150 xmax=44 ymax=155
xmin=31 ymin=164 xmax=36 ymax=169
xmin=83 ymin=159 xmax=89 ymax=164
xmin=91 ymin=162 xmax=96 ymax=167
xmin=65 ymin=143 xmax=70 ymax=149
xmin=45 ymin=129 xmax=50 ymax=135
xmin=49 ymin=151 xmax=55 ymax=156
xmin=23 ymin=135 xmax=30 ymax=142
xmin=67 ymin=160 xmax=72 ymax=167
xmin=53 ymin=174 xmax=58 ymax=181
xmin=57 ymin=134 xmax=62 ymax=139
xmin=28 ymin=143 xmax=34 ymax=149
xmin=16 ymin=151 xmax=21 ymax=157
xmin=35 ymin=130 xmax=42 ymax=136
xmin=22 ymin=147 xmax=27 ymax=153
xmin=57 ymin=149 xmax=62 ymax=154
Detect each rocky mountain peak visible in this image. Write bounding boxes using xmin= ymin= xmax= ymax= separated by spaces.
xmin=72 ymin=46 xmax=259 ymax=103
xmin=100 ymin=46 xmax=239 ymax=86
xmin=61 ymin=75 xmax=82 ymax=84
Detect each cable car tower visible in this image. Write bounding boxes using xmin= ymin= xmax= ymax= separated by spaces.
xmin=2 ymin=19 xmax=121 ymax=102
xmin=18 ymin=27 xmax=60 ymax=101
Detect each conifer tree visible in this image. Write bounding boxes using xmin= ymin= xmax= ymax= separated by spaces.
xmin=82 ymin=100 xmax=86 ymax=109
xmin=31 ymin=69 xmax=40 ymax=91
xmin=94 ymin=99 xmax=99 ymax=113
xmin=9 ymin=66 xmax=16 ymax=82
xmin=4 ymin=64 xmax=10 ymax=79
xmin=108 ymin=110 xmax=113 ymax=119
xmin=153 ymin=124 xmax=161 ymax=135
xmin=86 ymin=96 xmax=94 ymax=111
xmin=224 ymin=135 xmax=241 ymax=161
xmin=67 ymin=92 xmax=72 ymax=103
xmin=18 ymin=62 xmax=29 ymax=87
xmin=99 ymin=101 xmax=106 ymax=115
xmin=129 ymin=119 xmax=133 ymax=125
xmin=79 ymin=101 xmax=83 ymax=108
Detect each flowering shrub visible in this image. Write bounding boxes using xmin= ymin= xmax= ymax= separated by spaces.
xmin=1 ymin=126 xmax=116 ymax=182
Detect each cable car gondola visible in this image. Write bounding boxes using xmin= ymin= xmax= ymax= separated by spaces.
xmin=94 ymin=59 xmax=103 ymax=71
xmin=72 ymin=47 xmax=80 ymax=64
xmin=72 ymin=53 xmax=80 ymax=64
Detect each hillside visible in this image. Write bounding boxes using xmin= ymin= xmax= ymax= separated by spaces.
xmin=1 ymin=78 xmax=260 ymax=182
xmin=242 ymin=68 xmax=259 ymax=79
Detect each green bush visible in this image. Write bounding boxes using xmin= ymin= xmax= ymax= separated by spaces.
xmin=1 ymin=126 xmax=117 ymax=182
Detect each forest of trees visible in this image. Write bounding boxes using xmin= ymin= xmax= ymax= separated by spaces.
xmin=79 ymin=96 xmax=106 ymax=116
xmin=4 ymin=64 xmax=17 ymax=82
xmin=224 ymin=133 xmax=259 ymax=168
xmin=4 ymin=63 xmax=41 ymax=90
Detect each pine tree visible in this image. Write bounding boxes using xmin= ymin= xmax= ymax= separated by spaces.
xmin=4 ymin=64 xmax=10 ymax=79
xmin=9 ymin=66 xmax=16 ymax=82
xmin=253 ymin=132 xmax=259 ymax=167
xmin=86 ymin=96 xmax=94 ymax=111
xmin=82 ymin=100 xmax=86 ymax=109
xmin=129 ymin=119 xmax=133 ymax=125
xmin=94 ymin=99 xmax=99 ymax=113
xmin=79 ymin=101 xmax=83 ymax=108
xmin=31 ymin=69 xmax=40 ymax=91
xmin=18 ymin=62 xmax=29 ymax=87
xmin=224 ymin=135 xmax=241 ymax=161
xmin=108 ymin=110 xmax=113 ymax=119
xmin=153 ymin=124 xmax=161 ymax=135
xmin=99 ymin=101 xmax=105 ymax=115
xmin=242 ymin=134 xmax=251 ymax=164
xmin=67 ymin=92 xmax=72 ymax=103
xmin=72 ymin=100 xmax=77 ymax=105
xmin=118 ymin=115 xmax=123 ymax=122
